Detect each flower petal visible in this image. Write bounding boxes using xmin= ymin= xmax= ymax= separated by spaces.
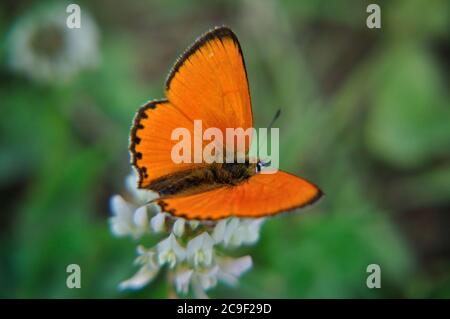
xmin=212 ymin=219 xmax=228 ymax=243
xmin=109 ymin=195 xmax=134 ymax=237
xmin=187 ymin=233 xmax=204 ymax=253
xmin=151 ymin=212 xmax=166 ymax=233
xmin=173 ymin=218 xmax=185 ymax=237
xmin=174 ymin=269 xmax=193 ymax=295
xmin=170 ymin=233 xmax=187 ymax=261
xmin=157 ymin=234 xmax=186 ymax=268
xmin=195 ymin=266 xmax=219 ymax=291
xmin=110 ymin=195 xmax=132 ymax=218
xmin=187 ymin=232 xmax=215 ymax=267
xmin=218 ymin=256 xmax=252 ymax=286
xmin=223 ymin=218 xmax=241 ymax=247
xmin=133 ymin=206 xmax=148 ymax=231
xmin=241 ymin=218 xmax=265 ymax=244
xmin=119 ymin=265 xmax=159 ymax=290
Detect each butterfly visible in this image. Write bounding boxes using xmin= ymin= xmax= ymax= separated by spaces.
xmin=130 ymin=26 xmax=322 ymax=220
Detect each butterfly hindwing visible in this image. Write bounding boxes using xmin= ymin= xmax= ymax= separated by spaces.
xmin=157 ymin=171 xmax=323 ymax=220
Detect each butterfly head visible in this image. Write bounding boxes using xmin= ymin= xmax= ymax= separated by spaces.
xmin=256 ymin=159 xmax=271 ymax=173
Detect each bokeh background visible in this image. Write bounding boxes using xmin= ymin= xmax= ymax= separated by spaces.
xmin=1 ymin=0 xmax=449 ymax=298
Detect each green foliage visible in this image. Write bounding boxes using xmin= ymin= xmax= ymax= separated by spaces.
xmin=366 ymin=45 xmax=450 ymax=168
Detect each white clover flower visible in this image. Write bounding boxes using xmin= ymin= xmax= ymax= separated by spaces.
xmin=119 ymin=246 xmax=160 ymax=290
xmin=7 ymin=3 xmax=100 ymax=84
xmin=8 ymin=4 xmax=99 ymax=81
xmin=187 ymin=232 xmax=215 ymax=268
xmin=109 ymin=171 xmax=161 ymax=239
xmin=111 ymin=171 xmax=266 ymax=298
xmin=109 ymin=195 xmax=148 ymax=239
xmin=157 ymin=234 xmax=186 ymax=268
xmin=172 ymin=256 xmax=253 ymax=297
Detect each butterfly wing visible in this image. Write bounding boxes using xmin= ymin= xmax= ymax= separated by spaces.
xmin=130 ymin=100 xmax=202 ymax=188
xmin=130 ymin=26 xmax=253 ymax=189
xmin=157 ymin=171 xmax=323 ymax=220
xmin=166 ymin=26 xmax=253 ymax=137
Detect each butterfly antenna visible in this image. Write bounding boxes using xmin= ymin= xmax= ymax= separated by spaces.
xmin=268 ymin=109 xmax=281 ymax=130
xmin=258 ymin=109 xmax=281 ymax=153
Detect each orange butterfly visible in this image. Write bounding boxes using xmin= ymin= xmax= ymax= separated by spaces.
xmin=130 ymin=26 xmax=322 ymax=220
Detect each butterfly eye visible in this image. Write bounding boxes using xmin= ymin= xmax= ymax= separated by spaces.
xmin=256 ymin=162 xmax=262 ymax=173
xmin=256 ymin=159 xmax=272 ymax=173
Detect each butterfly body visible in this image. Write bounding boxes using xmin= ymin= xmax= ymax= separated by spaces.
xmin=148 ymin=160 xmax=257 ymax=197
xmin=130 ymin=26 xmax=322 ymax=220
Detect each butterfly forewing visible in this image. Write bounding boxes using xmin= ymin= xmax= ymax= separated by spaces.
xmin=166 ymin=27 xmax=253 ymax=134
xmin=130 ymin=27 xmax=253 ymax=189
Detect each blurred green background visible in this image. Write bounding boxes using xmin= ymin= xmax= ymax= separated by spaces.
xmin=0 ymin=0 xmax=449 ymax=298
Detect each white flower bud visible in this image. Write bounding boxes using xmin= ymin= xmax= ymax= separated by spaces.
xmin=189 ymin=220 xmax=200 ymax=230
